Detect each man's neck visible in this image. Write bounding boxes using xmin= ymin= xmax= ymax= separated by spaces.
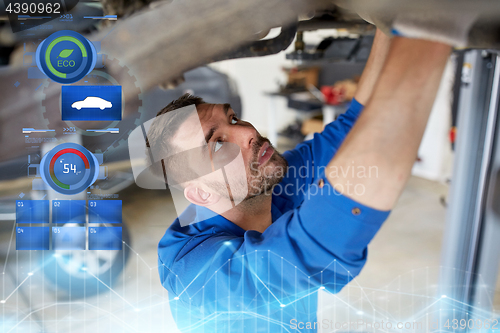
xmin=221 ymin=194 xmax=273 ymax=233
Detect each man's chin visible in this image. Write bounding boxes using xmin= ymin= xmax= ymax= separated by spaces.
xmin=247 ymin=172 xmax=287 ymax=198
xmin=245 ymin=151 xmax=288 ymax=197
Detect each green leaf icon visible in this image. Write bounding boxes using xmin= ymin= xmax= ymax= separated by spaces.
xmin=57 ymin=49 xmax=74 ymax=58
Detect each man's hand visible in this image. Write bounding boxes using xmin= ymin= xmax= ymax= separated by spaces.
xmin=327 ymin=37 xmax=451 ymax=211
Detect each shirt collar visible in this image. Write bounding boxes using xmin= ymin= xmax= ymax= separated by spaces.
xmin=192 ymin=201 xmax=284 ymax=236
xmin=193 ymin=204 xmax=246 ymax=236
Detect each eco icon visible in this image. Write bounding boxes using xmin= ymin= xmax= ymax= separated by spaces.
xmin=36 ymin=30 xmax=96 ymax=84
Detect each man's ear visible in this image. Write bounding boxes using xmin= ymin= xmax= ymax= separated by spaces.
xmin=184 ymin=185 xmax=220 ymax=207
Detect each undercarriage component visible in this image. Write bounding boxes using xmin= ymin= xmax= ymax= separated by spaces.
xmin=101 ymin=0 xmax=156 ymax=17
xmin=286 ymin=35 xmax=374 ymax=63
xmin=95 ymin=0 xmax=330 ymax=93
xmin=333 ymin=0 xmax=500 ymax=49
xmin=208 ymin=23 xmax=297 ymax=62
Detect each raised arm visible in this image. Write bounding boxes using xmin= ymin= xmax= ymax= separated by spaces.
xmin=277 ymin=29 xmax=392 ymax=207
xmin=354 ymin=28 xmax=392 ymax=105
xmin=327 ymin=37 xmax=451 ymax=210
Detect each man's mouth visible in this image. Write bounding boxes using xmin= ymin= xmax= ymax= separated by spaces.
xmin=258 ymin=142 xmax=274 ymax=166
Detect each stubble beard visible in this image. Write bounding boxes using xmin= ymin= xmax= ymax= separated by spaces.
xmin=246 ymin=138 xmax=288 ymax=199
xmin=206 ymin=137 xmax=288 ymax=207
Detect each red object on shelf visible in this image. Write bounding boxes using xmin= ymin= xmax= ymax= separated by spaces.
xmin=321 ymin=85 xmax=345 ymax=105
xmin=449 ymin=126 xmax=457 ymax=143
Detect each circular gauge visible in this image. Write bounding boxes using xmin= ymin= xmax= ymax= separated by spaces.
xmin=40 ymin=143 xmax=99 ymax=195
xmin=36 ymin=30 xmax=97 ymax=84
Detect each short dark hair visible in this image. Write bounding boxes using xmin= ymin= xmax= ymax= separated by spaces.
xmin=145 ymin=93 xmax=206 ymax=184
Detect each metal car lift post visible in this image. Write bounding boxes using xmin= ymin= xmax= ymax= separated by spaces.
xmin=439 ymin=49 xmax=500 ymax=330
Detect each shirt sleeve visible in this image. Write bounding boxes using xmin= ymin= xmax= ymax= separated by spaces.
xmin=276 ymin=98 xmax=365 ymax=208
xmin=164 ymin=171 xmax=390 ymax=315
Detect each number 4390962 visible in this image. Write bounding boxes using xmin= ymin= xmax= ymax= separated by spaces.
xmin=444 ymin=319 xmax=498 ymax=330
xmin=5 ymin=2 xmax=61 ymax=14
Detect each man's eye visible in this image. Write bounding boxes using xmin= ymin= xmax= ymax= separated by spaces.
xmin=230 ymin=117 xmax=238 ymax=125
xmin=214 ymin=141 xmax=223 ymax=152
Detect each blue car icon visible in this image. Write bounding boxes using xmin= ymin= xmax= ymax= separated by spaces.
xmin=71 ymin=96 xmax=113 ymax=110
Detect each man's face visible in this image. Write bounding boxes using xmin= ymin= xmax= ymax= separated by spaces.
xmin=173 ymin=103 xmax=288 ymax=201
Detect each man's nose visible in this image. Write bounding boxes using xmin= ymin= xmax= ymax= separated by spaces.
xmin=235 ymin=123 xmax=258 ymax=150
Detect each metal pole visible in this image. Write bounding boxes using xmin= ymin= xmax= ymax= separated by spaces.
xmin=439 ymin=50 xmax=498 ymax=325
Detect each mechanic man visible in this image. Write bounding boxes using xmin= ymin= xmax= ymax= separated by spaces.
xmin=148 ymin=25 xmax=452 ymax=331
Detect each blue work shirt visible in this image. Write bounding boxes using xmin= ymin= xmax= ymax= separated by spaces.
xmin=158 ymin=99 xmax=390 ymax=332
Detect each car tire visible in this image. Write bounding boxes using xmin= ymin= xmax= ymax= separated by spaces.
xmin=40 ymin=221 xmax=131 ymax=298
